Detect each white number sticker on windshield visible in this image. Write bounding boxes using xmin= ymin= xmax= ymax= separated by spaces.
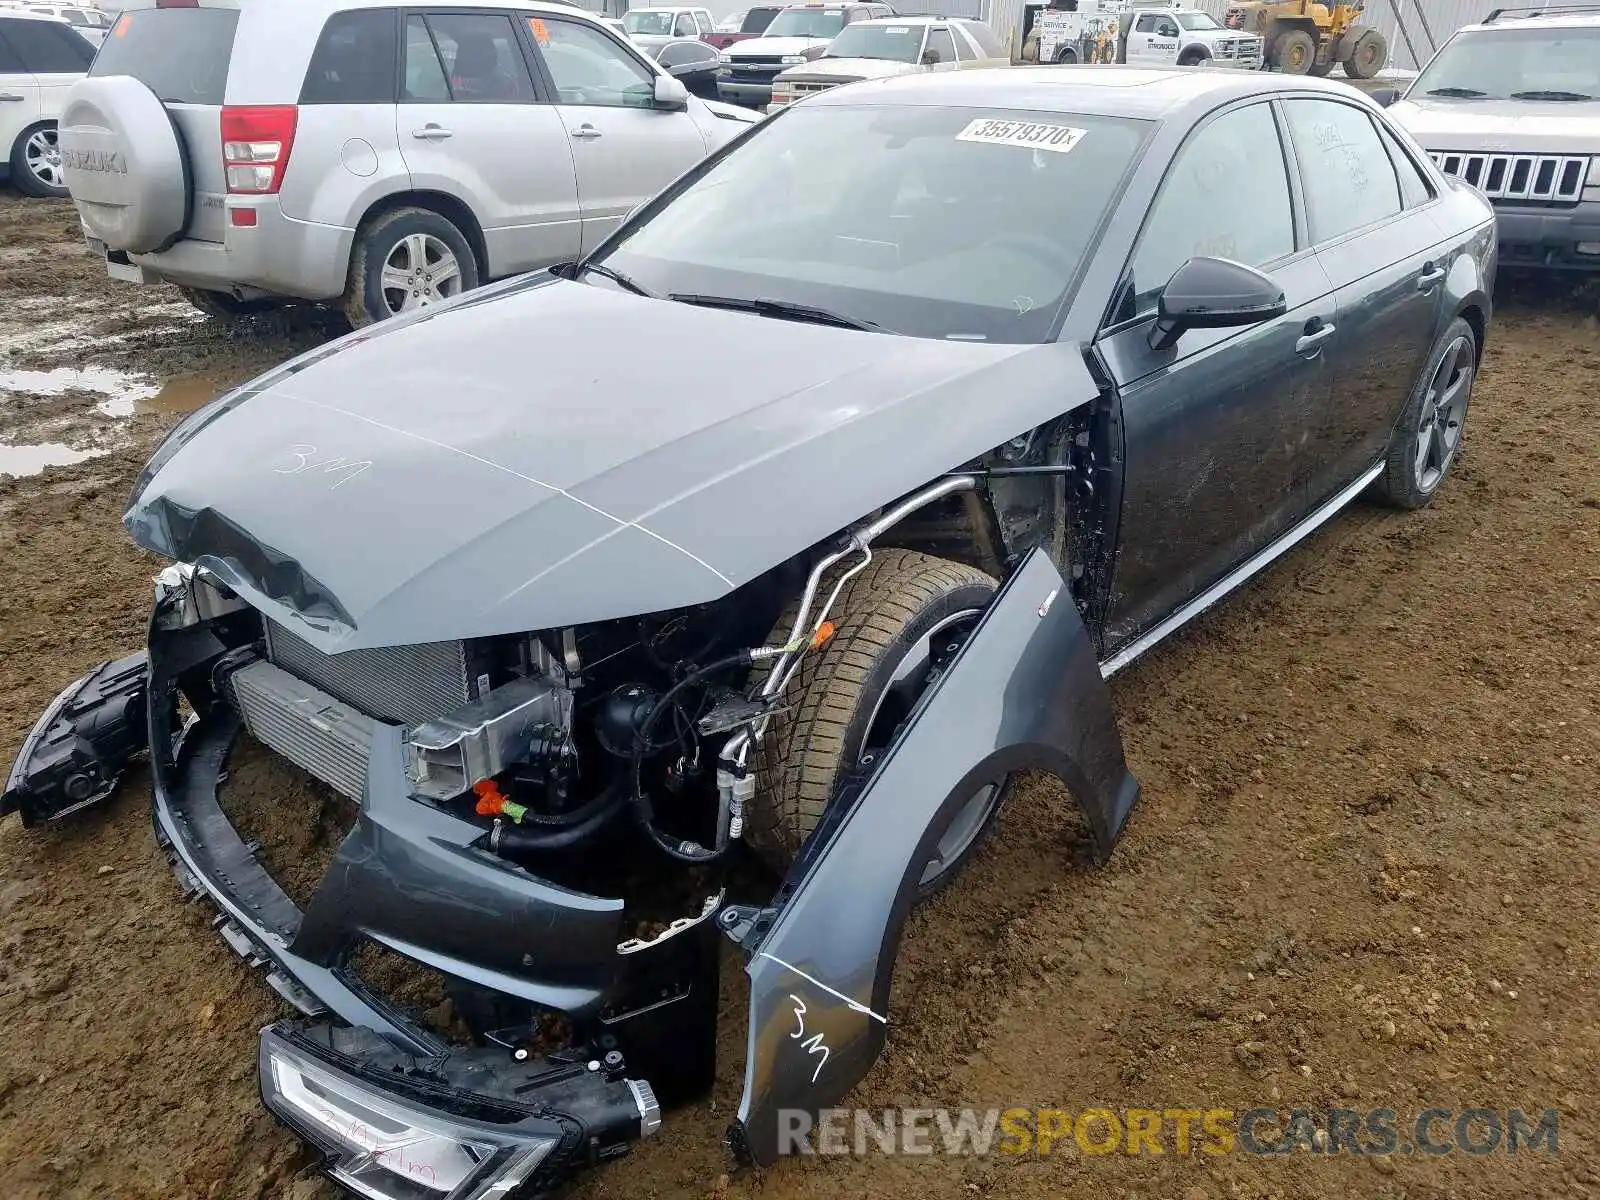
xmin=955 ymin=119 xmax=1087 ymax=154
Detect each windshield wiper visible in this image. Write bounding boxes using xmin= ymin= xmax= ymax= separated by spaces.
xmin=1510 ymin=89 xmax=1594 ymax=101
xmin=668 ymin=293 xmax=884 ymax=332
xmin=1424 ymin=86 xmax=1488 ymax=97
xmin=580 ymin=261 xmax=656 ymax=298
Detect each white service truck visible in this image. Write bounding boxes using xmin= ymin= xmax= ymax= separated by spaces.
xmin=1031 ymin=0 xmax=1264 ymax=68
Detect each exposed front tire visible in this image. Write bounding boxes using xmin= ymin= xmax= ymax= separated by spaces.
xmin=1177 ymin=47 xmax=1209 ymax=66
xmin=10 ymin=122 xmax=66 ymax=198
xmin=1373 ymin=316 xmax=1477 ymax=511
xmin=1054 ymin=45 xmax=1079 ymax=63
xmin=178 ymin=287 xmax=283 ymax=321
xmin=342 ymin=206 xmax=479 ymax=328
xmin=746 ymin=550 xmax=1010 ymax=902
xmin=1271 ymin=29 xmax=1316 ymax=74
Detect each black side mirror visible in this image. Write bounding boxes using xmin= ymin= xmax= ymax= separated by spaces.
xmin=1369 ymin=86 xmax=1400 ymax=107
xmin=1148 ymin=256 xmax=1287 ymax=353
xmin=920 ymin=48 xmax=941 ymax=64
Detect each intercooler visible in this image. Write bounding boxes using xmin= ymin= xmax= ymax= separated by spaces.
xmin=225 ymin=622 xmax=485 ymax=801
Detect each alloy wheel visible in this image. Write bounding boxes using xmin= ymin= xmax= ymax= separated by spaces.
xmin=856 ymin=608 xmax=1003 ymax=890
xmin=1414 ymin=333 xmax=1474 ymax=493
xmin=379 ymin=233 xmax=463 ymax=315
xmin=25 ymin=127 xmax=63 ymax=191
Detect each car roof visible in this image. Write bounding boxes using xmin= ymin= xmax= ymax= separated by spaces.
xmin=0 ymin=7 xmax=75 ymax=19
xmin=853 ymin=14 xmax=951 ymax=23
xmin=630 ymin=5 xmax=707 ymax=11
xmin=1462 ymin=10 xmax=1600 ymax=29
xmin=807 ymin=63 xmax=1373 ymax=119
xmin=111 ymin=0 xmax=604 ymax=15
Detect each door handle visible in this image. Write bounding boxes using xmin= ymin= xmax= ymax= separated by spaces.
xmin=0 ymin=94 xmax=26 ymax=102
xmin=1295 ymin=319 xmax=1336 ymax=355
xmin=571 ymin=124 xmax=603 ymax=140
xmin=1416 ymin=263 xmax=1446 ymax=291
xmin=410 ymin=124 xmax=453 ymax=140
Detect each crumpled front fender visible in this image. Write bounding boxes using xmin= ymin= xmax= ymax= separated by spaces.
xmin=732 ymin=549 xmax=1139 ymax=1163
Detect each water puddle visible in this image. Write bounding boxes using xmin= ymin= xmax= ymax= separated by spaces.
xmin=0 ymin=442 xmax=105 ymax=479
xmin=0 ymin=365 xmax=221 ymax=418
xmin=0 ymin=368 xmax=222 ymax=479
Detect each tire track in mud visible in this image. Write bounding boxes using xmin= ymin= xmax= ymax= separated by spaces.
xmin=1 ymin=190 xmax=1597 ymax=1200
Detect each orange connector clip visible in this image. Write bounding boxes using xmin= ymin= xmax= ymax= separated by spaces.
xmin=810 ymin=620 xmax=836 ymax=650
xmin=474 ymin=779 xmax=507 ymax=817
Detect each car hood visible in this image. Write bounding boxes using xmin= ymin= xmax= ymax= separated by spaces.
xmin=1389 ymin=96 xmax=1600 ymax=152
xmin=780 ymin=57 xmax=916 ymax=81
xmin=727 ymin=35 xmax=826 ymax=56
xmin=126 ymin=276 xmax=1099 ymax=652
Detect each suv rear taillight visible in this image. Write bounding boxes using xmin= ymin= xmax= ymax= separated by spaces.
xmin=221 ymin=105 xmax=297 ymax=195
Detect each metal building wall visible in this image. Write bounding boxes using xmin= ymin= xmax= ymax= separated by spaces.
xmin=1358 ymin=0 xmax=1497 ymax=69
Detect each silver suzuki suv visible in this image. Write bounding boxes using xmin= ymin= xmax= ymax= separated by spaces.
xmin=58 ymin=0 xmax=758 ymax=324
xmin=1386 ymin=4 xmax=1600 ymax=272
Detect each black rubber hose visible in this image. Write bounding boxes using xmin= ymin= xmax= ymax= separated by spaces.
xmin=631 ymin=650 xmax=754 ymax=864
xmin=490 ymin=777 xmax=629 ymax=855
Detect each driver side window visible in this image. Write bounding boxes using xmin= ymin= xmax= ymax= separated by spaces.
xmin=674 ymin=13 xmax=696 ymax=36
xmin=533 ymin=17 xmax=657 ymax=108
xmin=924 ymin=28 xmax=956 ymax=63
xmin=1135 ymin=14 xmax=1158 ymax=31
xmin=1117 ymin=101 xmax=1295 ymax=323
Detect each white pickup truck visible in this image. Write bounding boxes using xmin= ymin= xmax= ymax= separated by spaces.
xmin=1032 ymin=0 xmax=1263 ymax=68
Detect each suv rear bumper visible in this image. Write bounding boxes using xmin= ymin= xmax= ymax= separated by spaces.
xmin=1493 ymin=198 xmax=1600 ymax=271
xmin=112 ymin=199 xmax=354 ymax=300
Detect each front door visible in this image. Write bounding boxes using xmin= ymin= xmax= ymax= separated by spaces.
xmin=1095 ymin=99 xmax=1338 ymax=652
xmin=525 ymin=14 xmax=711 ymax=255
xmin=398 ymin=10 xmax=582 ymax=275
xmin=1278 ymin=97 xmax=1449 ymax=505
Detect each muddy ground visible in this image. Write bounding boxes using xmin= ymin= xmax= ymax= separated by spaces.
xmin=1 ymin=188 xmax=1597 ymax=1200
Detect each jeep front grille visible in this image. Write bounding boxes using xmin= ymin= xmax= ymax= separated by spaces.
xmin=263 ymin=620 xmax=473 ymax=726
xmin=785 ymin=78 xmax=839 ymax=97
xmin=1428 ymin=151 xmax=1589 ymax=206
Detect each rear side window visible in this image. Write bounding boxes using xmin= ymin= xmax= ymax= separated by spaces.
xmin=0 ymin=22 xmax=27 ymax=71
xmin=741 ymin=7 xmax=779 ymax=32
xmin=1282 ymin=98 xmax=1402 ymax=243
xmin=924 ymin=27 xmax=956 ymax=62
xmin=302 ymin=9 xmax=398 ymax=104
xmin=424 ymin=12 xmax=535 ymax=102
xmin=90 ymin=8 xmax=237 ymax=103
xmin=2 ymin=16 xmax=94 ymax=72
xmin=959 ymin=20 xmax=1006 ymax=57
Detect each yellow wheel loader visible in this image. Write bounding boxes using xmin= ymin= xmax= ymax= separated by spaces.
xmin=1223 ymin=0 xmax=1389 ymax=78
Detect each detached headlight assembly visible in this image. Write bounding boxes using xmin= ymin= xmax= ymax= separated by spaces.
xmin=261 ymin=1034 xmax=558 ymax=1200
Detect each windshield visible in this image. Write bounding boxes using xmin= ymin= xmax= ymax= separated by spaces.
xmin=1410 ymin=25 xmax=1600 ymax=100
xmin=1177 ymin=12 xmax=1220 ymax=29
xmin=623 ymin=10 xmax=676 ymax=35
xmin=824 ymin=22 xmax=924 ymax=61
xmin=591 ymin=105 xmax=1150 ymax=343
xmin=715 ymin=8 xmax=747 ymax=29
xmin=764 ymin=8 xmax=848 ymax=38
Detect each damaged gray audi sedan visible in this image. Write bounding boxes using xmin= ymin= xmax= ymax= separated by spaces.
xmin=4 ymin=67 xmax=1494 ymax=1198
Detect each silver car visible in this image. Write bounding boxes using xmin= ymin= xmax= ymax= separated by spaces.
xmin=1384 ymin=6 xmax=1600 ymax=272
xmin=56 ymin=0 xmax=759 ymax=324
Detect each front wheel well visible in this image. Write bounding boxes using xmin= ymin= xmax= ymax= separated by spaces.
xmin=1459 ymin=303 xmax=1487 ymax=366
xmin=355 ymin=191 xmax=490 ymax=281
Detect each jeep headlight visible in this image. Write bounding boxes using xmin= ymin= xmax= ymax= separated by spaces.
xmin=771 ymin=80 xmax=795 ymax=103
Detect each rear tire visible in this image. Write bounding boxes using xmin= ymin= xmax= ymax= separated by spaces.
xmin=10 ymin=122 xmax=66 ymax=198
xmin=1272 ymin=29 xmax=1316 ymax=74
xmin=178 ymin=287 xmax=283 ymax=321
xmin=746 ymin=550 xmax=1011 ymax=902
xmin=342 ymin=206 xmax=479 ymax=328
xmin=1373 ymin=316 xmax=1477 ymax=511
xmin=1341 ymin=27 xmax=1387 ymax=78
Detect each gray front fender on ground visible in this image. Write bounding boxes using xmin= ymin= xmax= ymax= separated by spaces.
xmin=732 ymin=548 xmax=1139 ymax=1164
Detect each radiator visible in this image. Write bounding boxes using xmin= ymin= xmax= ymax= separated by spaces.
xmin=264 ymin=620 xmax=473 ymax=726
xmin=1429 ymin=152 xmax=1589 ymax=206
xmin=230 ymin=660 xmax=377 ymax=802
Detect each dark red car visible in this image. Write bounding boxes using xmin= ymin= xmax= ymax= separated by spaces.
xmin=703 ymin=4 xmax=785 ymax=48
